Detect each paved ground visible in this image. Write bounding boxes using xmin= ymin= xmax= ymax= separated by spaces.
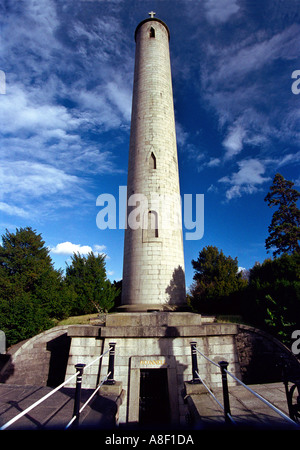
xmin=187 ymin=382 xmax=299 ymax=429
xmin=0 ymin=384 xmax=117 ymax=430
xmin=0 ymin=382 xmax=298 ymax=431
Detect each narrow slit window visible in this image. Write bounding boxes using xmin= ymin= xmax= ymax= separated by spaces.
xmin=148 ymin=210 xmax=158 ymax=238
xmin=150 ymin=152 xmax=156 ymax=169
xmin=150 ymin=27 xmax=155 ymax=38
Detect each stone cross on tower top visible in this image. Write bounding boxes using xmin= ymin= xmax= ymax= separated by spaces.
xmin=148 ymin=11 xmax=156 ymax=18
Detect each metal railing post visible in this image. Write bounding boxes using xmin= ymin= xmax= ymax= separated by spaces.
xmin=281 ymin=361 xmax=294 ymax=419
xmin=280 ymin=358 xmax=300 ymax=422
xmin=219 ymin=361 xmax=232 ymax=424
xmin=190 ymin=341 xmax=201 ymax=384
xmin=72 ymin=363 xmax=86 ymax=428
xmin=105 ymin=342 xmax=116 ymax=385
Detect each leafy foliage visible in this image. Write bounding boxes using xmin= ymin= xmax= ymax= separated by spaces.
xmin=190 ymin=245 xmax=247 ymax=314
xmin=189 ymin=245 xmax=300 ymax=346
xmin=265 ymin=173 xmax=300 ymax=257
xmin=0 ymin=228 xmax=119 ymax=347
xmin=0 ymin=228 xmax=66 ymax=346
xmin=244 ymin=253 xmax=300 ymax=344
xmin=65 ymin=252 xmax=119 ymax=315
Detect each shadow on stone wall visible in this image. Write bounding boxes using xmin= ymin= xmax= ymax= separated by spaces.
xmin=158 ymin=324 xmax=188 ymax=426
xmin=47 ymin=334 xmax=71 ymax=387
xmin=0 ymin=327 xmax=70 ymax=387
xmin=165 ymin=265 xmax=186 ymax=305
xmin=0 ymin=354 xmax=14 ymax=383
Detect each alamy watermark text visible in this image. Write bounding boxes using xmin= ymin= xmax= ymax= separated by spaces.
xmin=96 ymin=186 xmax=204 ymax=241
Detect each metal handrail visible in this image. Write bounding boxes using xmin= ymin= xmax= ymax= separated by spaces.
xmin=195 ymin=346 xmax=220 ymax=367
xmin=194 ymin=370 xmax=236 ymax=424
xmin=65 ymin=371 xmax=111 ymax=429
xmin=0 ymin=346 xmax=113 ymax=430
xmin=84 ymin=347 xmax=112 ymax=370
xmin=0 ymin=371 xmax=79 ymax=430
xmin=190 ymin=341 xmax=299 ymax=427
xmin=225 ymin=368 xmax=298 ymax=427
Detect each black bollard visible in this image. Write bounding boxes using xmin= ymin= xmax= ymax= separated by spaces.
xmin=72 ymin=363 xmax=86 ymax=428
xmin=190 ymin=341 xmax=201 ymax=384
xmin=219 ymin=361 xmax=232 ymax=424
xmin=105 ymin=342 xmax=116 ymax=385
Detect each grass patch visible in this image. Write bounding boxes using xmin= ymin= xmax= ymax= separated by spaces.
xmin=216 ymin=315 xmax=244 ymax=324
xmin=55 ymin=313 xmax=99 ymax=326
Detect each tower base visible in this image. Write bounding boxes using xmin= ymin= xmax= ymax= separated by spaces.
xmin=117 ymin=303 xmax=190 ymax=312
xmin=65 ymin=311 xmax=238 ymax=425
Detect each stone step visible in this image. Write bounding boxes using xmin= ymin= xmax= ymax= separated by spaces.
xmin=105 ymin=312 xmax=204 ymax=327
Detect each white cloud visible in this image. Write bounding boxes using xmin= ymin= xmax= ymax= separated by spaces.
xmin=207 ymin=157 xmax=221 ymax=167
xmin=208 ymin=24 xmax=300 ymax=85
xmin=199 ymin=23 xmax=300 ymax=163
xmin=25 ymin=0 xmax=59 ymax=35
xmin=0 ymin=202 xmax=30 ymax=219
xmin=176 ymin=122 xmax=190 ymax=147
xmin=0 ymin=159 xmax=93 ymax=220
xmin=219 ymin=159 xmax=271 ymax=200
xmin=0 ymin=88 xmax=80 ymax=138
xmin=223 ymin=126 xmax=246 ymax=160
xmin=278 ymin=150 xmax=300 ymax=167
xmin=50 ymin=242 xmax=93 ymax=255
xmin=207 ymin=184 xmax=219 ymax=194
xmin=50 ymin=242 xmax=107 ymax=256
xmin=204 ymin=0 xmax=240 ymax=24
xmin=0 ymin=5 xmax=130 ymax=160
xmin=106 ymin=80 xmax=132 ymax=122
xmin=0 ymin=161 xmax=81 ymax=200
xmin=0 ymin=1 xmax=131 ymax=224
xmin=94 ymin=244 xmax=107 ymax=253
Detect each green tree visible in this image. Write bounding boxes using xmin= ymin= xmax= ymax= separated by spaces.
xmin=264 ymin=173 xmax=300 ymax=257
xmin=65 ymin=252 xmax=119 ymax=315
xmin=244 ymin=253 xmax=300 ymax=344
xmin=190 ymin=246 xmax=247 ymax=314
xmin=0 ymin=227 xmax=66 ymax=346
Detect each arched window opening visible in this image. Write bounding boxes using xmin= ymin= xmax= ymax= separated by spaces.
xmin=148 ymin=210 xmax=158 ymax=238
xmin=150 ymin=27 xmax=155 ymax=38
xmin=150 ymin=152 xmax=156 ymax=169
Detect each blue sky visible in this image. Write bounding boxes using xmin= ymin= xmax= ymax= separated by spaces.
xmin=0 ymin=0 xmax=299 ymax=290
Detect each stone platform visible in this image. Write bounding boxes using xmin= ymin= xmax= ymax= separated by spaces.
xmin=1 ymin=311 xmax=299 ymax=429
xmin=65 ymin=312 xmax=241 ymax=426
xmin=116 ymin=304 xmax=190 ymax=312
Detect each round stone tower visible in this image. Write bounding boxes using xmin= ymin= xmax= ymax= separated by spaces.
xmin=121 ymin=14 xmax=186 ymax=311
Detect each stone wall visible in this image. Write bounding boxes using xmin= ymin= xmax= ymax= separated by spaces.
xmin=65 ymin=315 xmax=241 ymax=426
xmin=235 ymin=324 xmax=300 ymax=384
xmin=121 ymin=18 xmax=186 ymax=309
xmin=0 ymin=326 xmax=70 ymax=386
xmin=1 ymin=317 xmax=299 ymax=427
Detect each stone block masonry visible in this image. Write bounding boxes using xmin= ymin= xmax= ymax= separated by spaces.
xmin=2 ymin=316 xmax=298 ymax=427
xmin=121 ymin=17 xmax=186 ymax=310
xmin=65 ymin=313 xmax=241 ymax=426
